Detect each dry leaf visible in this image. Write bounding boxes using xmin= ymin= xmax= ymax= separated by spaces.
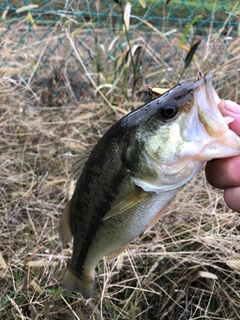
xmin=199 ymin=271 xmax=218 ymax=280
xmin=68 ymin=180 xmax=76 ymax=200
xmin=0 ymin=253 xmax=7 ymax=268
xmin=27 ymin=260 xmax=58 ymax=267
xmin=138 ymin=0 xmax=146 ymax=9
xmin=124 ymin=3 xmax=131 ymax=32
xmin=29 ymin=280 xmax=43 ymax=294
xmin=16 ymin=5 xmax=38 ymax=13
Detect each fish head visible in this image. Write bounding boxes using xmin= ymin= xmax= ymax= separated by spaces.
xmin=125 ymin=73 xmax=240 ymax=193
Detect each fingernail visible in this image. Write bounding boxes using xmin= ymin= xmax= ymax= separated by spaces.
xmin=225 ymin=100 xmax=240 ymax=114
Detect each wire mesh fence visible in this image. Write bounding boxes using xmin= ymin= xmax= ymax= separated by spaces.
xmin=0 ymin=0 xmax=240 ymax=106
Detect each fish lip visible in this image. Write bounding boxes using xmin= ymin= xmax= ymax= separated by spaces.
xmin=193 ymin=72 xmax=228 ymax=137
xmin=204 ymin=73 xmax=234 ymax=126
xmin=204 ymin=72 xmax=221 ymax=107
xmin=194 ymin=73 xmax=234 ymax=130
xmin=195 ymin=72 xmax=221 ymax=110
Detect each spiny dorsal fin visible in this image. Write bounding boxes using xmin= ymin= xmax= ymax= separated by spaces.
xmin=103 ymin=187 xmax=149 ymax=220
xmin=59 ymin=200 xmax=73 ymax=244
xmin=72 ymin=152 xmax=91 ymax=180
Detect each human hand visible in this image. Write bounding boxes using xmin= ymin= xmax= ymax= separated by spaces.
xmin=205 ymin=100 xmax=240 ymax=213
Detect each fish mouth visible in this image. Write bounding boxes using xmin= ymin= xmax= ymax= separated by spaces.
xmin=190 ymin=72 xmax=240 ymax=160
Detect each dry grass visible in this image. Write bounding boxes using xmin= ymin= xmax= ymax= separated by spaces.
xmin=1 ymin=10 xmax=240 ymax=320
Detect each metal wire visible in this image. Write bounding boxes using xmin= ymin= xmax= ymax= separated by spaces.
xmin=0 ymin=0 xmax=239 ymax=105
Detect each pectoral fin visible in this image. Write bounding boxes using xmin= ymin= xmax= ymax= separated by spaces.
xmin=144 ymin=202 xmax=170 ymax=234
xmin=59 ymin=200 xmax=73 ymax=244
xmin=103 ymin=187 xmax=149 ymax=220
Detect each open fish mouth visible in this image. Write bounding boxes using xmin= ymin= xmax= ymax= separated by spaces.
xmin=190 ymin=72 xmax=240 ymax=160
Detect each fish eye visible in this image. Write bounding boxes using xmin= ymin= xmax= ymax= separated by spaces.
xmin=158 ymin=103 xmax=179 ymax=121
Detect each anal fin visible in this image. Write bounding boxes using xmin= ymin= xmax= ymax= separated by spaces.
xmin=105 ymin=245 xmax=127 ymax=261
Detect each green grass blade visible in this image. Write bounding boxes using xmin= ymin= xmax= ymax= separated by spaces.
xmin=179 ymin=15 xmax=202 ymax=46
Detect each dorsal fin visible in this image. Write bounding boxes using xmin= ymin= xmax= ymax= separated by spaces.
xmin=72 ymin=152 xmax=91 ymax=180
xmin=59 ymin=200 xmax=73 ymax=244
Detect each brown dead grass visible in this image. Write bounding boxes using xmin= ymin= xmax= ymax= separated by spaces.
xmin=1 ymin=11 xmax=240 ymax=320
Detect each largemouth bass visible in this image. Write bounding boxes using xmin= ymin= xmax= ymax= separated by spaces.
xmin=60 ymin=73 xmax=240 ymax=299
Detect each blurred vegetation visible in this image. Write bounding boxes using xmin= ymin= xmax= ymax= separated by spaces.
xmin=4 ymin=0 xmax=240 ymax=20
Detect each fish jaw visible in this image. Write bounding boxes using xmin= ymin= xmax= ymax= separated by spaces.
xmin=186 ymin=72 xmax=240 ymax=160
